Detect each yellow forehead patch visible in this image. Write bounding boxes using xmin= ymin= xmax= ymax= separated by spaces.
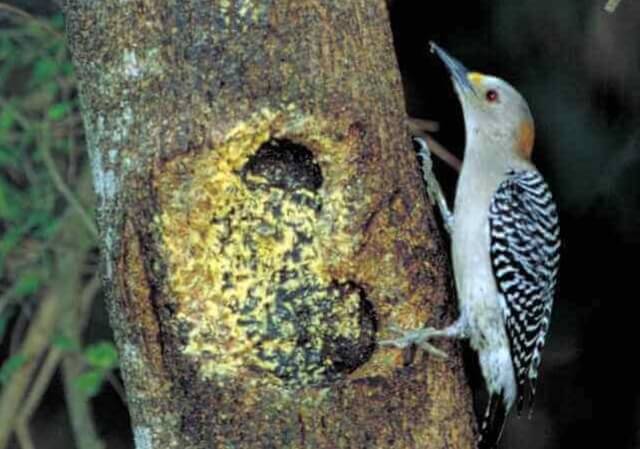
xmin=517 ymin=121 xmax=535 ymax=159
xmin=468 ymin=72 xmax=485 ymax=88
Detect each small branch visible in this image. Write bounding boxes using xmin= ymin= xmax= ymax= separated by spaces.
xmin=9 ymin=305 xmax=31 ymax=355
xmin=0 ymin=285 xmax=19 ymax=317
xmin=407 ymin=117 xmax=462 ymax=172
xmin=15 ymin=349 xmax=63 ymax=449
xmin=61 ymin=272 xmax=105 ymax=449
xmin=0 ymin=97 xmax=30 ymax=131
xmin=40 ymin=125 xmax=98 ymax=239
xmin=0 ymin=169 xmax=95 ymax=449
xmin=604 ymin=0 xmax=622 ymax=13
xmin=11 ymin=275 xmax=103 ymax=449
xmin=105 ymin=371 xmax=128 ymax=405
xmin=1 ymin=89 xmax=85 ymax=265
xmin=18 ymin=348 xmax=63 ymax=422
xmin=0 ymin=3 xmax=63 ymax=37
xmin=62 ymin=353 xmax=105 ymax=449
xmin=0 ymin=292 xmax=62 ymax=449
xmin=424 ymin=135 xmax=461 ymax=172
xmin=14 ymin=424 xmax=34 ymax=449
xmin=78 ymin=273 xmax=101 ymax=330
xmin=406 ymin=117 xmax=440 ymax=133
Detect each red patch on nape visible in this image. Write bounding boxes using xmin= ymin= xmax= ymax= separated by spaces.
xmin=517 ymin=121 xmax=535 ymax=159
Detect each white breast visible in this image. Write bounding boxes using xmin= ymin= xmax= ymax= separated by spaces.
xmin=451 ymin=159 xmax=506 ymax=351
xmin=452 ymin=159 xmax=517 ymax=406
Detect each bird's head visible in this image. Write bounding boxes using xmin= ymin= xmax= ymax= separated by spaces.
xmin=430 ymin=42 xmax=535 ymax=161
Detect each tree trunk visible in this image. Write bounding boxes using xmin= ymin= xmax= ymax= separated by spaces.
xmin=63 ymin=1 xmax=476 ymax=448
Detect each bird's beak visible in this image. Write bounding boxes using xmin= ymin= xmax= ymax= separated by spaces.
xmin=430 ymin=42 xmax=477 ymax=100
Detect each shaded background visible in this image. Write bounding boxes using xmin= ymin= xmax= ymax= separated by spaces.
xmin=1 ymin=0 xmax=639 ymax=448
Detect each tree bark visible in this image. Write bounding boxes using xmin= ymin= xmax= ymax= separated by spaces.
xmin=64 ymin=1 xmax=476 ymax=448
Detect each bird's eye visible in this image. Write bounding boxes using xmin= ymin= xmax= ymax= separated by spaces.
xmin=486 ymin=89 xmax=499 ymax=103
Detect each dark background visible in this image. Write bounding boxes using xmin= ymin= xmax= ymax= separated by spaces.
xmin=1 ymin=1 xmax=639 ymax=448
xmin=390 ymin=1 xmax=640 ymax=448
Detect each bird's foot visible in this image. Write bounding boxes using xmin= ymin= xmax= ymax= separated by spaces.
xmin=379 ymin=324 xmax=449 ymax=358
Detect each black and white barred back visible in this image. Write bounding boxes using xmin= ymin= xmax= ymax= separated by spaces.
xmin=489 ymin=170 xmax=560 ymax=413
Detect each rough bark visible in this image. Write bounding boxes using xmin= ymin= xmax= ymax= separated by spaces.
xmin=64 ymin=1 xmax=476 ymax=448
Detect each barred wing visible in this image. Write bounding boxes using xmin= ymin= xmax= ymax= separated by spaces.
xmin=489 ymin=170 xmax=560 ymax=412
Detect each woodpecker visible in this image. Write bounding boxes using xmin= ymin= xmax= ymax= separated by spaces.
xmin=381 ymin=43 xmax=560 ymax=448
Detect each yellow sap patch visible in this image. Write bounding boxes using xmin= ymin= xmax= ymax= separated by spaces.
xmin=155 ymin=110 xmax=376 ymax=388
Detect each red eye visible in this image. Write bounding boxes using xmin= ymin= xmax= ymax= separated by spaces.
xmin=486 ymin=89 xmax=499 ymax=102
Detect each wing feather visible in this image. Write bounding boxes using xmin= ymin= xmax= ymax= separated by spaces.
xmin=489 ymin=170 xmax=560 ymax=413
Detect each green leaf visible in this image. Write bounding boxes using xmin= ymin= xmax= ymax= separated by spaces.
xmin=52 ymin=334 xmax=79 ymax=352
xmin=0 ymin=147 xmax=17 ymax=168
xmin=0 ymin=189 xmax=16 ymax=222
xmin=0 ymin=36 xmax=16 ymax=60
xmin=84 ymin=341 xmax=119 ymax=370
xmin=73 ymin=369 xmax=104 ymax=397
xmin=44 ymin=81 xmax=59 ymax=97
xmin=0 ymin=222 xmax=32 ymax=272
xmin=0 ymin=354 xmax=27 ymax=384
xmin=34 ymin=216 xmax=61 ymax=240
xmin=31 ymin=58 xmax=58 ymax=85
xmin=0 ymin=107 xmax=15 ymax=131
xmin=47 ymin=102 xmax=70 ymax=121
xmin=0 ymin=229 xmax=21 ymax=270
xmin=61 ymin=62 xmax=75 ymax=77
xmin=0 ymin=178 xmax=26 ymax=222
xmin=14 ymin=272 xmax=41 ymax=297
xmin=50 ymin=14 xmax=65 ymax=31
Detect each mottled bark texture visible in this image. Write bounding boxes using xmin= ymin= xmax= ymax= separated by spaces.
xmin=64 ymin=1 xmax=475 ymax=448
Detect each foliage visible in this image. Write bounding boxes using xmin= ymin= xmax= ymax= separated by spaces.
xmin=0 ymin=354 xmax=26 ymax=385
xmin=0 ymin=12 xmax=74 ymax=281
xmin=0 ymin=8 xmax=123 ymax=448
xmin=75 ymin=341 xmax=119 ymax=397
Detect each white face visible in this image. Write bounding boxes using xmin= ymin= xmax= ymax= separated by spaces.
xmin=456 ymin=73 xmax=535 ymax=161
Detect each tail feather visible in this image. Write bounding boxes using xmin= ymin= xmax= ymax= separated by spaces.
xmin=515 ymin=376 xmax=538 ymax=418
xmin=479 ymin=393 xmax=507 ymax=449
xmin=527 ymin=378 xmax=538 ymax=419
xmin=515 ymin=379 xmax=527 ymax=415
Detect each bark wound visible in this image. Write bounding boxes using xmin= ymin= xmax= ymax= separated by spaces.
xmin=66 ymin=0 xmax=477 ymax=445
xmin=156 ymin=111 xmax=376 ymax=388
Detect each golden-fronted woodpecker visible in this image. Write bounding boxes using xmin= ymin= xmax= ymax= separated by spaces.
xmin=381 ymin=43 xmax=561 ymax=449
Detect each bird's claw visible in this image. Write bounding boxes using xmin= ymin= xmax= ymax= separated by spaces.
xmin=413 ymin=137 xmax=434 ymax=172
xmin=412 ymin=137 xmax=455 ymax=234
xmin=379 ymin=325 xmax=449 ymax=358
xmin=413 ymin=138 xmax=439 ymax=202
